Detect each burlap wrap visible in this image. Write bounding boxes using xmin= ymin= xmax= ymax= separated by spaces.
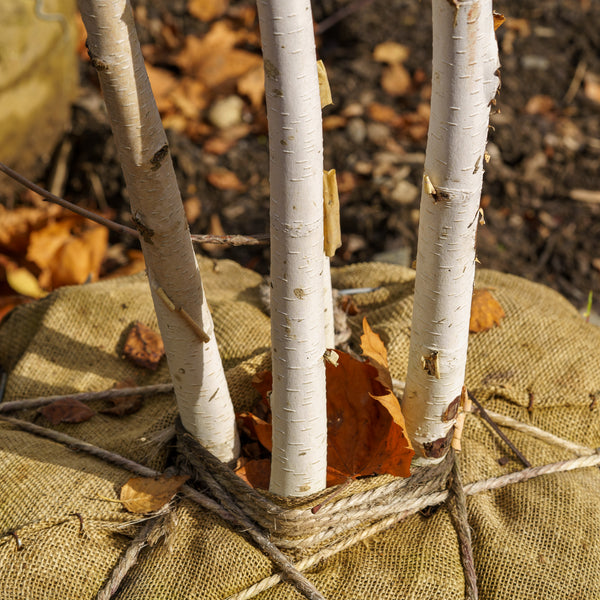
xmin=1 ymin=257 xmax=599 ymax=599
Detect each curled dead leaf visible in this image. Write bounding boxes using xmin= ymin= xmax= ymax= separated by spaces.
xmin=27 ymin=217 xmax=109 ymax=289
xmin=237 ymin=411 xmax=272 ymax=452
xmin=0 ymin=204 xmax=63 ymax=254
xmin=6 ymin=267 xmax=47 ymax=299
xmin=123 ymin=321 xmax=165 ymax=370
xmin=493 ymin=12 xmax=506 ymax=30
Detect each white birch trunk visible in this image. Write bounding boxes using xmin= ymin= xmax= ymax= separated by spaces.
xmin=79 ymin=0 xmax=239 ymax=463
xmin=401 ymin=0 xmax=500 ymax=464
xmin=257 ymin=0 xmax=328 ymax=496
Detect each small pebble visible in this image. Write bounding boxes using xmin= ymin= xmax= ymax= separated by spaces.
xmin=388 ymin=179 xmax=419 ymax=205
xmin=367 ymin=122 xmax=391 ymax=146
xmin=346 ymin=118 xmax=367 ymax=144
xmin=208 ymin=95 xmax=244 ymax=129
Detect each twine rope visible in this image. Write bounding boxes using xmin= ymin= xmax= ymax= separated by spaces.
xmin=225 ymin=451 xmax=600 ymax=600
xmin=447 ymin=452 xmax=478 ymax=600
xmin=479 ymin=408 xmax=596 ymax=456
xmin=96 ymin=506 xmax=172 ymax=600
xmin=3 ymin=407 xmax=600 ymax=600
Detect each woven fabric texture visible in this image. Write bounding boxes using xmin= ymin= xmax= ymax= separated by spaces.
xmin=0 ymin=258 xmax=599 ymax=599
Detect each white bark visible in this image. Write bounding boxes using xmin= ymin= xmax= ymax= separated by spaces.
xmin=402 ymin=0 xmax=499 ymax=464
xmin=257 ymin=0 xmax=328 ymax=496
xmin=79 ymin=0 xmax=239 ymax=463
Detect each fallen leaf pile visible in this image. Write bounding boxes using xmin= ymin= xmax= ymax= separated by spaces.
xmin=0 ymin=203 xmax=110 ymax=322
xmin=141 ymin=4 xmax=264 ymax=151
xmin=236 ymin=318 xmax=414 ymax=490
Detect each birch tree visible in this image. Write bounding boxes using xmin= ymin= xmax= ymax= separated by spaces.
xmin=257 ymin=0 xmax=328 ymax=496
xmin=79 ymin=0 xmax=240 ymax=463
xmin=402 ymin=0 xmax=500 ymax=464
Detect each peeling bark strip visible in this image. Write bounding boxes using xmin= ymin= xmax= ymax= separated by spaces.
xmin=79 ymin=0 xmax=239 ymax=463
xmin=443 ymin=395 xmax=461 ymax=422
xmin=402 ymin=0 xmax=500 ymax=464
xmin=257 ymin=0 xmax=328 ymax=496
xmin=423 ymin=427 xmax=454 ymax=459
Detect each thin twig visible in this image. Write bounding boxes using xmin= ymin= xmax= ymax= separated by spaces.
xmin=563 ymin=59 xmax=586 ymax=104
xmin=0 ymin=368 xmax=7 ymax=403
xmin=0 ymin=383 xmax=174 ymax=413
xmin=315 ymin=0 xmax=376 ymax=34
xmin=177 ymin=425 xmax=327 ymax=600
xmin=190 ymin=233 xmax=269 ymax=246
xmin=0 ymin=161 xmax=268 ymax=247
xmin=0 ymin=161 xmax=138 ymax=237
xmin=0 ymin=414 xmax=236 ymax=521
xmin=467 ymin=391 xmax=531 ymax=468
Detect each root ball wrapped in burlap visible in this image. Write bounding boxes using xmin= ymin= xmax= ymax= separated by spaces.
xmin=0 ymin=258 xmax=599 ymax=599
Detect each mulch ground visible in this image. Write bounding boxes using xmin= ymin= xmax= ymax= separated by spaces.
xmin=11 ymin=0 xmax=600 ymax=313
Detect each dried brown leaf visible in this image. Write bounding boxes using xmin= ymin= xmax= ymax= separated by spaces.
xmin=0 ymin=204 xmax=63 ymax=254
xmin=323 ymin=115 xmax=347 ymax=131
xmin=39 ymin=398 xmax=96 ymax=425
xmin=123 ymin=321 xmax=165 ymax=370
xmin=367 ymin=102 xmax=403 ymax=127
xmin=188 ymin=0 xmax=228 ymax=22
xmin=235 ymin=457 xmax=270 ymax=490
xmin=27 ymin=217 xmax=109 ymax=289
xmin=145 ymin=62 xmax=178 ymax=113
xmin=493 ymin=12 xmax=506 ymax=30
xmin=120 ymin=474 xmax=189 ymax=513
xmin=524 ymin=95 xmax=555 ymax=115
xmin=175 ymin=24 xmax=261 ymax=89
xmin=470 ymin=289 xmax=505 ymax=333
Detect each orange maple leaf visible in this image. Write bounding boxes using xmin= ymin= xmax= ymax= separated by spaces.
xmin=325 ymin=348 xmax=413 ymax=485
xmin=241 ymin=319 xmax=414 ymax=489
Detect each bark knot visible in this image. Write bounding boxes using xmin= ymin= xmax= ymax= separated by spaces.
xmin=421 ymin=351 xmax=441 ymax=379
xmin=150 ymin=144 xmax=169 ymax=171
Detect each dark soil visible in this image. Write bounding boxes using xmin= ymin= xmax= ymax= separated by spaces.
xmin=21 ymin=0 xmax=600 ymax=312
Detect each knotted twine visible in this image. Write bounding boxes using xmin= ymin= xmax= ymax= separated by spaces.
xmin=3 ymin=409 xmax=600 ymax=600
xmin=175 ymin=417 xmax=476 ymax=596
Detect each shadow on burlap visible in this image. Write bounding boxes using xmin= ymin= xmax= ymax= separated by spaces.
xmin=0 ymin=257 xmax=599 ymax=599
